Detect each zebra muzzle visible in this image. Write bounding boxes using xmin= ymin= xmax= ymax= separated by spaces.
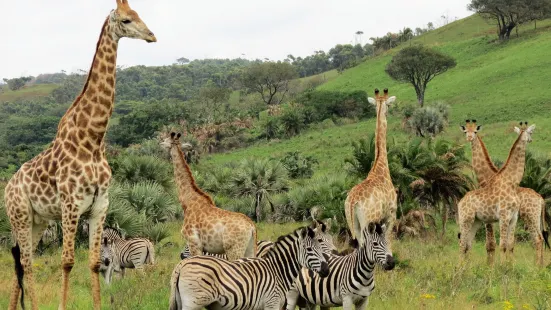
xmin=104 ymin=258 xmax=111 ymax=266
xmin=384 ymin=255 xmax=395 ymax=271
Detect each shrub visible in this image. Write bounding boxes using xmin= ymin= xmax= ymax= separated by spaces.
xmin=280 ymin=152 xmax=319 ymax=179
xmin=279 ymin=107 xmax=306 ymax=137
xmin=113 ymin=155 xmax=174 ymax=192
xmin=296 ymin=90 xmax=375 ymax=123
xmin=407 ymin=106 xmax=448 ymax=137
xmin=143 ymin=222 xmax=171 ymax=243
xmin=123 ymin=181 xmax=179 ymax=223
xmin=344 ymin=133 xmax=376 ymax=178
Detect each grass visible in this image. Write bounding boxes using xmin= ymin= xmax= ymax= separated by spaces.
xmin=0 ymin=222 xmax=549 ymax=309
xmin=0 ymin=84 xmax=58 ymax=102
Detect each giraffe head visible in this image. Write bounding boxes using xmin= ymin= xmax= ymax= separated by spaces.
xmin=109 ymin=0 xmax=156 ymax=43
xmin=160 ymin=132 xmax=194 ymax=152
xmin=368 ymin=88 xmax=396 ymax=116
xmin=514 ymin=121 xmax=536 ymax=143
xmin=460 ymin=119 xmax=481 ymax=142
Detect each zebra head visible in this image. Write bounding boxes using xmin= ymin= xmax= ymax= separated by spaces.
xmin=298 ymin=227 xmax=330 ymax=278
xmin=362 ymin=222 xmax=395 ymax=271
xmin=100 ymin=237 xmax=115 ymax=267
xmin=311 ymin=220 xmax=338 ymax=255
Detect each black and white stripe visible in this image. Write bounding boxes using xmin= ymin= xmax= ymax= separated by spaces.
xmin=180 ymin=240 xmax=274 ymax=260
xmin=286 ymin=223 xmax=395 ymax=310
xmin=169 ymin=226 xmax=330 ymax=310
xmin=100 ymin=227 xmax=155 ymax=284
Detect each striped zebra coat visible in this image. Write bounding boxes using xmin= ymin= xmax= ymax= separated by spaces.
xmin=286 ymin=223 xmax=395 ymax=310
xmin=169 ymin=226 xmax=330 ymax=310
xmin=100 ymin=227 xmax=155 ymax=284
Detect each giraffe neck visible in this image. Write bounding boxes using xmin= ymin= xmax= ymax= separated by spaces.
xmin=370 ymin=103 xmax=389 ymax=176
xmin=497 ymin=133 xmax=527 ymax=187
xmin=55 ymin=16 xmax=118 ymax=148
xmin=170 ymin=146 xmax=214 ymax=212
xmin=471 ymin=136 xmax=498 ymax=186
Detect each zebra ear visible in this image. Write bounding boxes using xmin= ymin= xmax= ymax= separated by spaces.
xmin=367 ymin=223 xmax=376 ymax=234
xmin=375 ymin=224 xmax=383 ymax=235
xmin=307 ymin=227 xmax=315 ymax=239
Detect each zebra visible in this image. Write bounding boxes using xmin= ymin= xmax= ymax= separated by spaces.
xmin=99 ymin=227 xmax=156 ymax=284
xmin=179 ymin=220 xmax=338 ymax=260
xmin=285 ymin=222 xmax=395 ymax=310
xmin=180 ymin=240 xmax=274 ymax=260
xmin=168 ymin=226 xmax=330 ymax=310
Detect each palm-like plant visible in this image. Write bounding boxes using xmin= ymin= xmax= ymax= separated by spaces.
xmin=521 ymin=151 xmax=551 ymax=199
xmin=411 ymin=139 xmax=473 ymax=236
xmin=113 ymin=155 xmax=174 ymax=192
xmin=123 ymin=180 xmax=180 ymax=223
xmin=230 ymin=159 xmax=289 ymax=221
xmin=344 ymin=133 xmax=376 ymax=179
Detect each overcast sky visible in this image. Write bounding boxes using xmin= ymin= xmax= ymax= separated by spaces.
xmin=1 ymin=0 xmax=472 ymax=79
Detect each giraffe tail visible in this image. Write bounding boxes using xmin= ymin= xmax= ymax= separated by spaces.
xmin=541 ymin=201 xmax=550 ymax=249
xmin=11 ymin=243 xmax=25 ymax=310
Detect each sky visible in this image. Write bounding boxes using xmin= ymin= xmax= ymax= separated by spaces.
xmin=1 ymin=0 xmax=473 ymax=79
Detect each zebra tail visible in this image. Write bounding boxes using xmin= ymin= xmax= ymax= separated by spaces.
xmin=169 ymin=271 xmax=182 ymax=310
xmin=11 ymin=243 xmax=25 ymax=310
xmin=147 ymin=241 xmax=156 ymax=265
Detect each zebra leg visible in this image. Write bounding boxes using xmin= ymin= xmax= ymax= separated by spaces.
xmin=285 ymin=288 xmax=300 ymax=310
xmin=342 ymin=296 xmax=354 ymax=310
xmin=354 ymin=297 xmax=369 ymax=310
xmin=134 ymin=262 xmax=146 ymax=276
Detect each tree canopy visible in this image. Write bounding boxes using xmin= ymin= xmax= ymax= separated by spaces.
xmin=385 ymin=45 xmax=456 ymax=106
xmin=240 ymin=61 xmax=298 ymax=106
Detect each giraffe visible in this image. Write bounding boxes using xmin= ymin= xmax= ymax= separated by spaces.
xmin=4 ymin=1 xmax=156 ymax=309
xmin=160 ymin=132 xmax=258 ymax=260
xmin=345 ymin=88 xmax=397 ymax=248
xmin=460 ymin=120 xmax=549 ymax=266
xmin=457 ymin=122 xmax=536 ymax=263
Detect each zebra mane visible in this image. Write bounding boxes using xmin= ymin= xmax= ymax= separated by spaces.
xmin=274 ymin=226 xmax=313 ymax=244
xmin=103 ymin=226 xmax=122 ymax=238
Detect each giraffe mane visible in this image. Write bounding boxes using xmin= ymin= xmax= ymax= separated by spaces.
xmin=175 ymin=144 xmax=215 ymax=205
xmin=476 ymin=136 xmax=499 ymax=172
xmin=497 ymin=130 xmax=523 ymax=174
xmin=57 ymin=17 xmax=110 ymax=132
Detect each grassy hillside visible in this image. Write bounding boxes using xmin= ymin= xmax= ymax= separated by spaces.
xmin=202 ymin=15 xmax=551 ymax=174
xmin=0 ymin=84 xmax=58 ymax=102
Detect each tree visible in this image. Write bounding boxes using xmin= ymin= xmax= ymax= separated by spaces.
xmin=3 ymin=76 xmax=33 ymax=91
xmin=468 ymin=0 xmax=546 ymax=40
xmin=427 ymin=22 xmax=435 ymax=31
xmin=176 ymin=57 xmax=190 ymax=65
xmin=240 ymin=61 xmax=298 ymax=106
xmin=385 ymin=45 xmax=456 ymax=106
xmin=196 ymin=82 xmax=232 ymax=121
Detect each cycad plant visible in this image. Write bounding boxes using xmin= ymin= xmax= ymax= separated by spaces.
xmin=344 ymin=133 xmax=376 ymax=179
xmin=230 ymin=158 xmax=289 ymax=221
xmin=123 ymin=180 xmax=180 ymax=223
xmin=113 ymin=155 xmax=174 ymax=192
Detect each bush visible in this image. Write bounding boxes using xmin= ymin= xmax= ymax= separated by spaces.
xmin=280 ymin=151 xmax=318 ymax=179
xmin=344 ymin=133 xmax=376 ymax=178
xmin=142 ymin=222 xmax=171 ymax=243
xmin=123 ymin=181 xmax=179 ymax=223
xmin=279 ymin=107 xmax=306 ymax=137
xmin=406 ymin=105 xmax=449 ymax=137
xmin=296 ymin=90 xmax=375 ymax=123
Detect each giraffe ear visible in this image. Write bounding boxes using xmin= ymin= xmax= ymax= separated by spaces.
xmin=385 ymin=96 xmax=396 ymax=105
xmin=368 ymin=97 xmax=376 ymax=105
xmin=527 ymin=124 xmax=536 ymax=133
xmin=514 ymin=127 xmax=521 ymax=134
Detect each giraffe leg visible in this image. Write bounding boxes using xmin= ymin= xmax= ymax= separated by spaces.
xmin=498 ymin=208 xmax=517 ymax=264
xmin=186 ymin=232 xmax=203 ymax=257
xmin=385 ymin=210 xmax=397 ymax=253
xmin=88 ymin=193 xmax=108 ymax=310
xmin=526 ymin=212 xmax=544 ymax=266
xmin=59 ymin=201 xmax=81 ymax=310
xmin=459 ymin=217 xmax=480 ymax=263
xmin=484 ymin=223 xmax=496 ymax=266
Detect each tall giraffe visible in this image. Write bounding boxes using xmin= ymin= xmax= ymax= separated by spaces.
xmin=461 ymin=120 xmax=549 ymax=266
xmin=345 ymin=88 xmax=397 ymax=247
xmin=4 ymin=1 xmax=156 ymax=309
xmin=160 ymin=132 xmax=258 ymax=260
xmin=458 ymin=122 xmax=535 ymax=263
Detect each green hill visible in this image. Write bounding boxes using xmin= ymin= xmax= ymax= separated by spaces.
xmin=0 ymin=84 xmax=58 ymax=102
xmin=202 ymin=14 xmax=551 ymax=173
